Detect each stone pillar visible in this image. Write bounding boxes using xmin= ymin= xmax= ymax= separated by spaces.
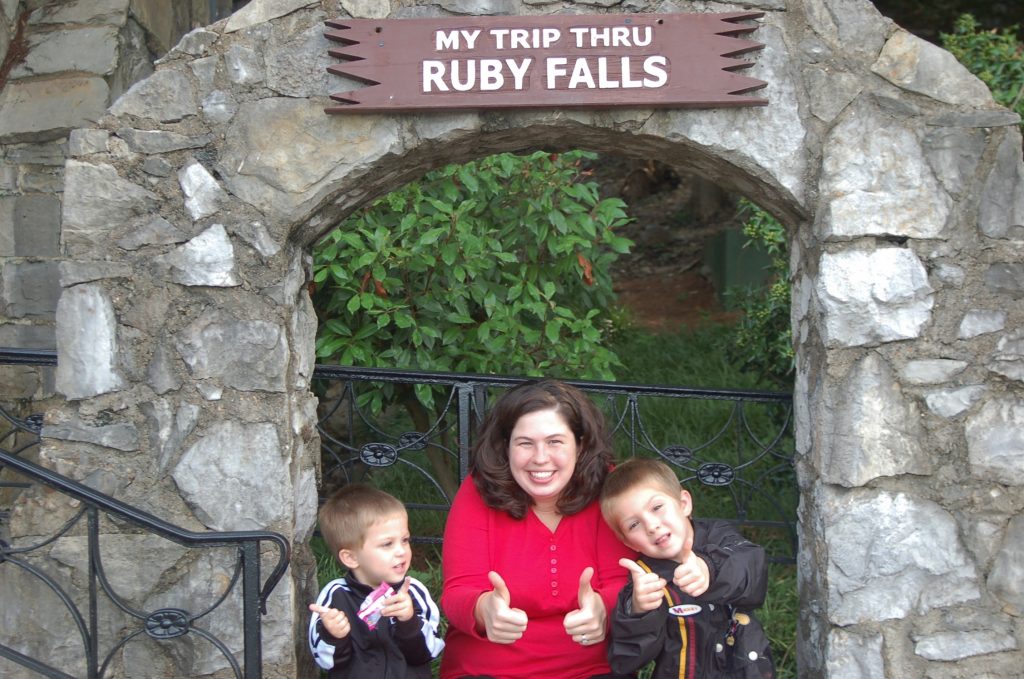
xmin=794 ymin=9 xmax=1024 ymax=676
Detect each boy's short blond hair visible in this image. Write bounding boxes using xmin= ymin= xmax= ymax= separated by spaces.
xmin=600 ymin=458 xmax=683 ymax=535
xmin=319 ymin=484 xmax=407 ymax=560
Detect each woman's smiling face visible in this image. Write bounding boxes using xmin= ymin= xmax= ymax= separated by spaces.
xmin=508 ymin=408 xmax=578 ymax=511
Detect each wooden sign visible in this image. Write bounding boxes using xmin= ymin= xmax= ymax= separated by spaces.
xmin=324 ymin=13 xmax=767 ymax=113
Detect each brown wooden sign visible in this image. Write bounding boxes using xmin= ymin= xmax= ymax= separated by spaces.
xmin=324 ymin=13 xmax=767 ymax=113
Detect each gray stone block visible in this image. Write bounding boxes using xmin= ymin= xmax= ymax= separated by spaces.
xmin=817 ymin=248 xmax=934 ymax=347
xmin=0 ymin=195 xmax=14 ymax=256
xmin=55 ymin=283 xmax=124 ymax=399
xmin=0 ymin=77 xmax=110 ymax=144
xmin=108 ymin=68 xmax=197 ymax=123
xmin=11 ymin=26 xmax=120 ymax=78
xmin=989 ymin=514 xmax=1024 ymax=614
xmin=68 ymin=128 xmax=111 ymax=156
xmin=173 ymin=421 xmax=291 ymax=530
xmin=28 ymin=0 xmax=128 ymax=26
xmin=1 ymin=260 xmax=60 ymax=318
xmin=821 ymin=353 xmax=930 ymax=486
xmin=985 ymin=263 xmax=1024 ymax=299
xmin=0 ymin=321 xmax=56 ymax=349
xmin=823 ymin=487 xmax=979 ymax=626
xmin=966 ymin=397 xmax=1024 ymax=485
xmin=42 ymin=415 xmax=140 ymax=452
xmin=13 ymin=193 xmax=61 ymax=256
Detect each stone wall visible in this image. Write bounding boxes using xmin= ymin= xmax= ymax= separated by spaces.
xmin=1 ymin=0 xmax=1023 ymax=677
xmin=0 ymin=0 xmax=225 ymax=400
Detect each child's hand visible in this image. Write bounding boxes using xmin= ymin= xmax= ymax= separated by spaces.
xmin=381 ymin=578 xmax=414 ymax=622
xmin=672 ymin=539 xmax=710 ymax=597
xmin=309 ymin=603 xmax=351 ymax=639
xmin=620 ymin=558 xmax=666 ymax=615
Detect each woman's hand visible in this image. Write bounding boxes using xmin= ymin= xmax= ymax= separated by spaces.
xmin=309 ymin=602 xmax=351 ymax=639
xmin=381 ymin=578 xmax=414 ymax=622
xmin=620 ymin=558 xmax=667 ymax=615
xmin=475 ymin=571 xmax=528 ymax=643
xmin=562 ymin=567 xmax=607 ymax=646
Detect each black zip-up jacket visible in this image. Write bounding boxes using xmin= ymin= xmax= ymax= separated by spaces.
xmin=608 ymin=519 xmax=775 ymax=679
xmin=308 ymin=574 xmax=445 ymax=679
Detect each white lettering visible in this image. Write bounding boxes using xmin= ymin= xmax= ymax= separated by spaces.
xmin=510 ymin=28 xmax=529 ymax=49
xmin=643 ymin=55 xmax=668 ymax=87
xmin=591 ymin=27 xmax=611 ymax=47
xmin=421 ymin=58 xmax=534 ymax=93
xmin=597 ymin=57 xmax=619 ymax=88
xmin=507 ymin=58 xmax=533 ymax=90
xmin=567 ymin=25 xmax=655 ymax=48
xmin=542 ymin=28 xmax=560 ymax=48
xmin=423 ymin=60 xmax=448 ymax=92
xmin=480 ymin=59 xmax=504 ymax=91
xmin=461 ymin=29 xmax=481 ymax=49
xmin=435 ymin=31 xmax=458 ymax=51
xmin=568 ymin=59 xmax=595 ymax=89
xmin=546 ymin=57 xmax=568 ymax=89
xmin=569 ymin=27 xmax=588 ymax=48
xmin=450 ymin=60 xmax=476 ymax=92
xmin=434 ymin=29 xmax=481 ymax=50
xmin=490 ymin=28 xmax=510 ymax=49
xmin=620 ymin=56 xmax=643 ymax=88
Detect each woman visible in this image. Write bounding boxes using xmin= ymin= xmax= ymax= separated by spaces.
xmin=441 ymin=379 xmax=634 ymax=679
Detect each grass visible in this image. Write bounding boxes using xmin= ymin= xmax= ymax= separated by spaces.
xmin=312 ymin=321 xmax=798 ymax=678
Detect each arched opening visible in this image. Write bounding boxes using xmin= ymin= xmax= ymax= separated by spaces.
xmin=297 ymin=125 xmax=804 ymax=675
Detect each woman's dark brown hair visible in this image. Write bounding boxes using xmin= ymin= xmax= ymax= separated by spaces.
xmin=470 ymin=379 xmax=614 ymax=519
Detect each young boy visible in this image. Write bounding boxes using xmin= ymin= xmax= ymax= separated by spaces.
xmin=308 ymin=484 xmax=445 ymax=678
xmin=600 ymin=459 xmax=775 ymax=679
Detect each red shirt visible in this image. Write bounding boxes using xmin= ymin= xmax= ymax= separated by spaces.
xmin=441 ymin=477 xmax=633 ymax=679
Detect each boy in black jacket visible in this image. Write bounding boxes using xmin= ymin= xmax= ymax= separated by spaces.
xmin=600 ymin=459 xmax=775 ymax=679
xmin=308 ymin=484 xmax=444 ymax=678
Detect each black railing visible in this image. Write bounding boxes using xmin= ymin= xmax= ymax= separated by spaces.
xmin=312 ymin=364 xmax=797 ymax=564
xmin=2 ymin=347 xmax=796 ymax=676
xmin=1 ymin=350 xmax=290 ymax=679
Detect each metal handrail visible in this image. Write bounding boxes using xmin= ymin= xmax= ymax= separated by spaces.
xmin=1 ymin=347 xmax=290 ymax=678
xmin=0 ymin=451 xmax=291 ymax=607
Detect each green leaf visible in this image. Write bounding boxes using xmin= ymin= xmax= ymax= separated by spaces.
xmin=419 ymin=227 xmax=448 ymax=245
xmin=545 ymin=320 xmax=561 ymax=343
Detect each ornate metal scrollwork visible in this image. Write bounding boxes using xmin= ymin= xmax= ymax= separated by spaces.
xmin=697 ymin=462 xmax=736 ymax=487
xmin=398 ymin=432 xmax=428 ymax=450
xmin=662 ymin=444 xmax=693 ymax=465
xmin=359 ymin=442 xmax=399 ymax=467
xmin=144 ymin=608 xmax=191 ymax=639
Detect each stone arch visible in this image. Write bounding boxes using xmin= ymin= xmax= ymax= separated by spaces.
xmin=12 ymin=0 xmax=1024 ymax=677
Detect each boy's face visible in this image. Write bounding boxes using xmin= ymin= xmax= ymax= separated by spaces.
xmin=339 ymin=512 xmax=412 ymax=587
xmin=608 ymin=484 xmax=694 ymax=562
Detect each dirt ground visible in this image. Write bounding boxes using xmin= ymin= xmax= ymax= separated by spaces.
xmin=591 ymin=155 xmax=742 ymax=332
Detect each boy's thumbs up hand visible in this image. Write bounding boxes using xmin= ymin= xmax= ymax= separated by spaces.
xmin=619 ymin=558 xmax=666 ymax=615
xmin=563 ymin=566 xmax=607 ymax=646
xmin=476 ymin=571 xmax=528 ymax=644
xmin=672 ymin=534 xmax=710 ymax=597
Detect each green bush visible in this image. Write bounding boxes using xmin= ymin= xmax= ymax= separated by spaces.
xmin=724 ymin=200 xmax=793 ymax=388
xmin=941 ymin=14 xmax=1024 ymax=119
xmin=312 ymin=151 xmax=633 ymax=413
